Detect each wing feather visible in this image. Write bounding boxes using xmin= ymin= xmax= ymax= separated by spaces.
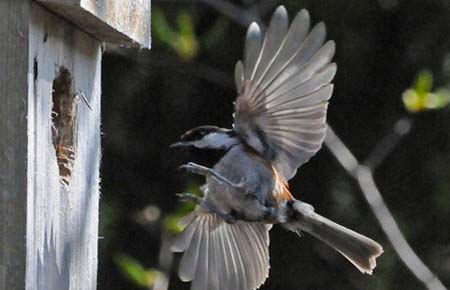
xmin=208 ymin=219 xmax=220 ymax=290
xmin=233 ymin=223 xmax=256 ymax=289
xmin=235 ymin=60 xmax=245 ymax=95
xmin=247 ymin=9 xmax=311 ymax=106
xmin=191 ymin=215 xmax=209 ymax=290
xmin=173 ymin=210 xmax=271 ymax=290
xmin=229 ymin=224 xmax=247 ymax=290
xmin=178 ymin=217 xmax=205 ymax=281
xmin=244 ymin=23 xmax=263 ymax=84
xmin=234 ymin=8 xmax=335 ymax=180
xmin=170 ymin=212 xmax=198 ymax=253
xmin=257 ymin=22 xmax=327 ymax=108
xmin=267 ymin=85 xmax=333 ymax=113
xmin=250 ymin=6 xmax=289 ymax=94
xmin=263 ymin=47 xmax=336 ymax=106
xmin=217 ymin=223 xmax=230 ymax=290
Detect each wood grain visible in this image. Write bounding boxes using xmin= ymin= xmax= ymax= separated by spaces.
xmin=1 ymin=1 xmax=149 ymax=288
xmin=26 ymin=3 xmax=102 ymax=289
xmin=0 ymin=1 xmax=30 ymax=289
xmin=36 ymin=0 xmax=151 ymax=48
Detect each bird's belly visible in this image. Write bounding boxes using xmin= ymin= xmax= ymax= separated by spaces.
xmin=204 ymin=181 xmax=272 ymax=221
xmin=203 ymin=165 xmax=283 ymax=222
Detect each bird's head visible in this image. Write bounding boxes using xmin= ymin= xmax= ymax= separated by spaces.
xmin=170 ymin=126 xmax=238 ymax=150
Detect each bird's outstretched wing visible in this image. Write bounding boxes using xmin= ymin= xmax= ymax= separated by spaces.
xmin=172 ymin=209 xmax=271 ymax=290
xmin=233 ymin=6 xmax=336 ymax=180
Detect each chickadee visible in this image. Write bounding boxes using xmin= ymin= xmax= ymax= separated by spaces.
xmin=170 ymin=6 xmax=383 ymax=290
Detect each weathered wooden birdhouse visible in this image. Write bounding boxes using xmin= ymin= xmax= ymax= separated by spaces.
xmin=0 ymin=1 xmax=151 ymax=289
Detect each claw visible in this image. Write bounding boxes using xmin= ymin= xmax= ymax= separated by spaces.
xmin=178 ymin=164 xmax=188 ymax=171
xmin=170 ymin=141 xmax=192 ymax=148
xmin=178 ymin=162 xmax=193 ymax=171
xmin=176 ymin=192 xmax=201 ymax=204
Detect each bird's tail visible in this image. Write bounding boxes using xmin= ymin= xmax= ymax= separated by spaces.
xmin=171 ymin=209 xmax=271 ymax=290
xmin=285 ymin=200 xmax=383 ymax=274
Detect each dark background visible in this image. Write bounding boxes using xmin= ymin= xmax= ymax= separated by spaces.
xmin=98 ymin=1 xmax=450 ymax=290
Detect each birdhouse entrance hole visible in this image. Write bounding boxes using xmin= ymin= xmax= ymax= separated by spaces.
xmin=51 ymin=67 xmax=77 ymax=187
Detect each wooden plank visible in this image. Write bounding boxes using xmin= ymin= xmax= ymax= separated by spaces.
xmin=0 ymin=0 xmax=30 ymax=289
xmin=26 ymin=3 xmax=102 ymax=290
xmin=35 ymin=0 xmax=151 ymax=48
xmin=1 ymin=0 xmax=125 ymax=288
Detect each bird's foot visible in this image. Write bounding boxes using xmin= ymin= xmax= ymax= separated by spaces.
xmin=176 ymin=192 xmax=202 ymax=205
xmin=178 ymin=162 xmax=211 ymax=176
xmin=179 ymin=162 xmax=249 ymax=194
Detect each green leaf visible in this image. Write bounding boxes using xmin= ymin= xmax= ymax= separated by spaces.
xmin=114 ymin=253 xmax=160 ymax=288
xmin=402 ymin=70 xmax=450 ymax=112
xmin=163 ymin=181 xmax=201 ymax=234
xmin=177 ymin=10 xmax=195 ymax=37
xmin=152 ymin=8 xmax=178 ymax=47
xmin=431 ymin=88 xmax=450 ymax=109
xmin=175 ymin=11 xmax=198 ymax=61
xmin=402 ymin=89 xmax=422 ymax=112
xmin=413 ymin=70 xmax=433 ymax=96
xmin=152 ymin=8 xmax=199 ymax=61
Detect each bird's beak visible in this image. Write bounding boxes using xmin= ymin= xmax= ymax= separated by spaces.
xmin=170 ymin=141 xmax=191 ymax=148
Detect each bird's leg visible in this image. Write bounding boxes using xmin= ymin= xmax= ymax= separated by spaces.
xmin=179 ymin=162 xmax=248 ymax=193
xmin=176 ymin=192 xmax=202 ymax=205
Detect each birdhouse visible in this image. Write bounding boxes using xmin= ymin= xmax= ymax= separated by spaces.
xmin=0 ymin=1 xmax=151 ymax=289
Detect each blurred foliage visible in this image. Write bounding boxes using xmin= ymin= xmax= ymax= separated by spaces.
xmin=153 ymin=8 xmax=199 ymax=61
xmin=115 ymin=253 xmax=160 ymax=289
xmin=100 ymin=1 xmax=450 ymax=290
xmin=402 ymin=70 xmax=450 ymax=112
xmin=163 ymin=181 xmax=200 ymax=234
xmin=201 ymin=17 xmax=230 ymax=50
xmin=152 ymin=7 xmax=230 ymax=61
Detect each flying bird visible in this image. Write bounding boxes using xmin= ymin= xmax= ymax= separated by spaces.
xmin=170 ymin=6 xmax=383 ymax=290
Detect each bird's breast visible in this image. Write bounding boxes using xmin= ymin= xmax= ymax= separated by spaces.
xmin=204 ymin=145 xmax=293 ymax=222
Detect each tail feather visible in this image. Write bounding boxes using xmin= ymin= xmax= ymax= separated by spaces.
xmin=178 ymin=216 xmax=205 ymax=281
xmin=245 ymin=219 xmax=271 ymax=280
xmin=288 ymin=200 xmax=383 ymax=274
xmin=191 ymin=217 xmax=209 ymax=290
xmin=233 ymin=221 xmax=258 ymax=288
xmin=171 ymin=211 xmax=197 ymax=252
xmin=171 ymin=210 xmax=271 ymax=290
xmin=226 ymin=222 xmax=245 ymax=290
xmin=208 ymin=219 xmax=220 ymax=290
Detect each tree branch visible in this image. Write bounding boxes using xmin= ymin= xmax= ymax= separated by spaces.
xmin=325 ymin=123 xmax=447 ymax=290
xmin=199 ymin=0 xmax=262 ymax=28
xmin=364 ymin=117 xmax=413 ymax=170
